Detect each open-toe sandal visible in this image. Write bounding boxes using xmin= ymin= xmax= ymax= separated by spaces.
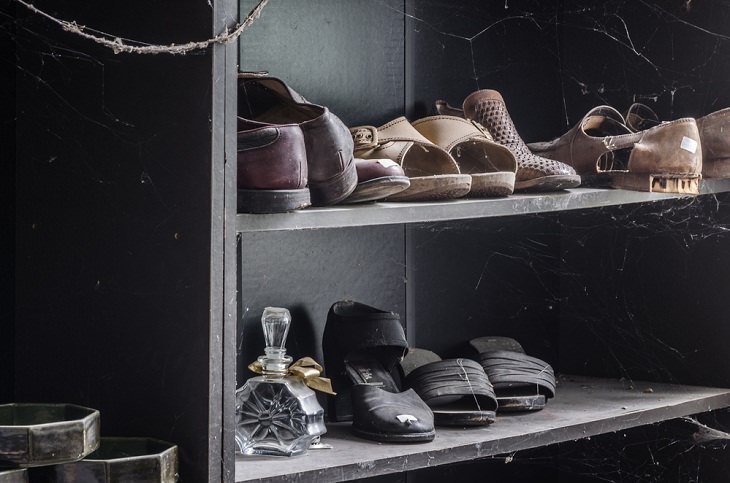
xmin=527 ymin=105 xmax=703 ymax=194
xmin=322 ymin=301 xmax=435 ymax=443
xmin=411 ymin=115 xmax=517 ymax=197
xmin=350 ymin=117 xmax=472 ymax=201
xmin=399 ymin=348 xmax=497 ymax=427
xmin=437 ymin=90 xmax=581 ymax=192
xmin=467 ymin=336 xmax=556 ymax=412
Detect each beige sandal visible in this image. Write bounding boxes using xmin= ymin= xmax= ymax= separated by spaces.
xmin=350 ymin=117 xmax=472 ymax=201
xmin=411 ymin=115 xmax=517 ymax=197
xmin=438 ymin=90 xmax=582 ymax=192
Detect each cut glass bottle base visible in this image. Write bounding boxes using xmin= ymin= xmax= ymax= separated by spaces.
xmin=235 ymin=377 xmax=326 ymax=457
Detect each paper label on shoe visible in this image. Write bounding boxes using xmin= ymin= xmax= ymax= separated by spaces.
xmin=376 ymin=159 xmax=399 ymax=168
xmin=680 ymin=136 xmax=698 ymax=154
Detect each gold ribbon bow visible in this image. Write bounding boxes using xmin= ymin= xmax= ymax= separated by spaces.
xmin=248 ymin=356 xmax=336 ymax=395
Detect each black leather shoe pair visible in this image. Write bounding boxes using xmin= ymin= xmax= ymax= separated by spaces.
xmin=322 ymin=301 xmax=435 ymax=443
xmin=238 ymin=74 xmax=358 ymax=211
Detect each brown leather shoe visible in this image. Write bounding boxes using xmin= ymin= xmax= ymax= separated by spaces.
xmin=237 ymin=118 xmax=311 ymax=213
xmin=239 ymin=74 xmax=357 ymax=206
xmin=526 ymin=105 xmax=633 ymax=176
xmin=528 ymin=106 xmax=702 ymax=194
xmin=695 ymin=107 xmax=730 ymax=178
xmin=456 ymin=89 xmax=581 ymax=192
xmin=624 ymin=103 xmax=730 ymax=179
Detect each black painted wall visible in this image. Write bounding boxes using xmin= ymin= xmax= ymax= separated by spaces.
xmin=13 ymin=1 xmax=236 ymax=481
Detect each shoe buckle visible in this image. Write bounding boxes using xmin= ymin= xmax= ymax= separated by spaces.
xmin=351 ymin=126 xmax=379 ymax=149
xmin=470 ymin=120 xmax=495 ymax=141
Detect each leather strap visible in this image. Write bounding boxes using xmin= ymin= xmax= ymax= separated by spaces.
xmin=478 ymin=350 xmax=556 ymax=398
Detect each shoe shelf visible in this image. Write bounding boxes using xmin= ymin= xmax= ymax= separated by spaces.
xmin=235 ymin=178 xmax=730 ymax=482
xmin=235 ymin=179 xmax=730 ymax=233
xmin=234 ymin=375 xmax=730 ymax=482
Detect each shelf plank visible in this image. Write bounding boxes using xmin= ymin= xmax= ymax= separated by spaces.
xmin=235 ymin=179 xmax=730 ymax=233
xmin=234 ymin=375 xmax=730 ymax=482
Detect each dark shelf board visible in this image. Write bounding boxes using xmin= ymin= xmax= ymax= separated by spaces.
xmin=234 ymin=375 xmax=730 ymax=482
xmin=235 ymin=179 xmax=730 ymax=233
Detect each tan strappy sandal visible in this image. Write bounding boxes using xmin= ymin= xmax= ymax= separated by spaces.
xmin=437 ymin=90 xmax=582 ymax=192
xmin=350 ymin=117 xmax=472 ymax=201
xmin=411 ymin=115 xmax=517 ymax=197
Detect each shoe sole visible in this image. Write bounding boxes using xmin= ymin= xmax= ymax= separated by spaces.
xmin=514 ymin=174 xmax=581 ymax=192
xmin=341 ymin=176 xmax=411 ymax=204
xmin=468 ymin=172 xmax=516 ymax=197
xmin=351 ymin=425 xmax=436 ymax=443
xmin=238 ymin=188 xmax=311 ymax=213
xmin=386 ymin=174 xmax=472 ymax=202
xmin=309 ymin=159 xmax=358 ymax=206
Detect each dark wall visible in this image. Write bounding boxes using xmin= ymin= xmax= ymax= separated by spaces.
xmin=559 ymin=193 xmax=730 ymax=388
xmin=406 ymin=0 xmax=730 ymax=141
xmin=238 ymin=0 xmax=406 ymax=127
xmin=237 ymin=0 xmax=729 ymax=139
xmin=13 ymin=1 xmax=228 ymax=480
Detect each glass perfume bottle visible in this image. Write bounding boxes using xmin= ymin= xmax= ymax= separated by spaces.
xmin=235 ymin=307 xmax=326 ymax=457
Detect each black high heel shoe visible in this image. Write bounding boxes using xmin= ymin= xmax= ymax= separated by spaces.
xmin=322 ymin=300 xmax=435 ymax=443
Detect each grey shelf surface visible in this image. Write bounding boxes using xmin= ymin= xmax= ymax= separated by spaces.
xmin=235 ymin=179 xmax=730 ymax=233
xmin=234 ymin=375 xmax=730 ymax=482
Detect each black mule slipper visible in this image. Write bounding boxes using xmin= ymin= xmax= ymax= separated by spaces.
xmin=467 ymin=336 xmax=556 ymax=412
xmin=322 ymin=300 xmax=435 ymax=443
xmin=400 ymin=348 xmax=497 ymax=426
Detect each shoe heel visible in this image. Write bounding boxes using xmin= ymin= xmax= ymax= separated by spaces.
xmin=703 ymin=157 xmax=730 ymax=178
xmin=327 ymin=383 xmax=354 ymax=422
xmin=237 ymin=188 xmax=311 ymax=214
xmin=609 ymin=172 xmax=701 ymax=194
xmin=308 ymin=159 xmax=358 ymax=206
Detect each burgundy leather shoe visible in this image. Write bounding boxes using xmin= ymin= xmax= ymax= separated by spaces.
xmin=239 ymin=74 xmax=358 ymax=206
xmin=342 ymin=158 xmax=410 ymax=204
xmin=237 ymin=117 xmax=311 ymax=213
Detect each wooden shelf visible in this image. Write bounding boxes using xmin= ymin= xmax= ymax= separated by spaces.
xmin=234 ymin=375 xmax=730 ymax=482
xmin=235 ymin=179 xmax=730 ymax=233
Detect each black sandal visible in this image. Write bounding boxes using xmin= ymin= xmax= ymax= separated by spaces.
xmin=467 ymin=336 xmax=556 ymax=412
xmin=322 ymin=300 xmax=435 ymax=443
xmin=399 ymin=348 xmax=497 ymax=427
